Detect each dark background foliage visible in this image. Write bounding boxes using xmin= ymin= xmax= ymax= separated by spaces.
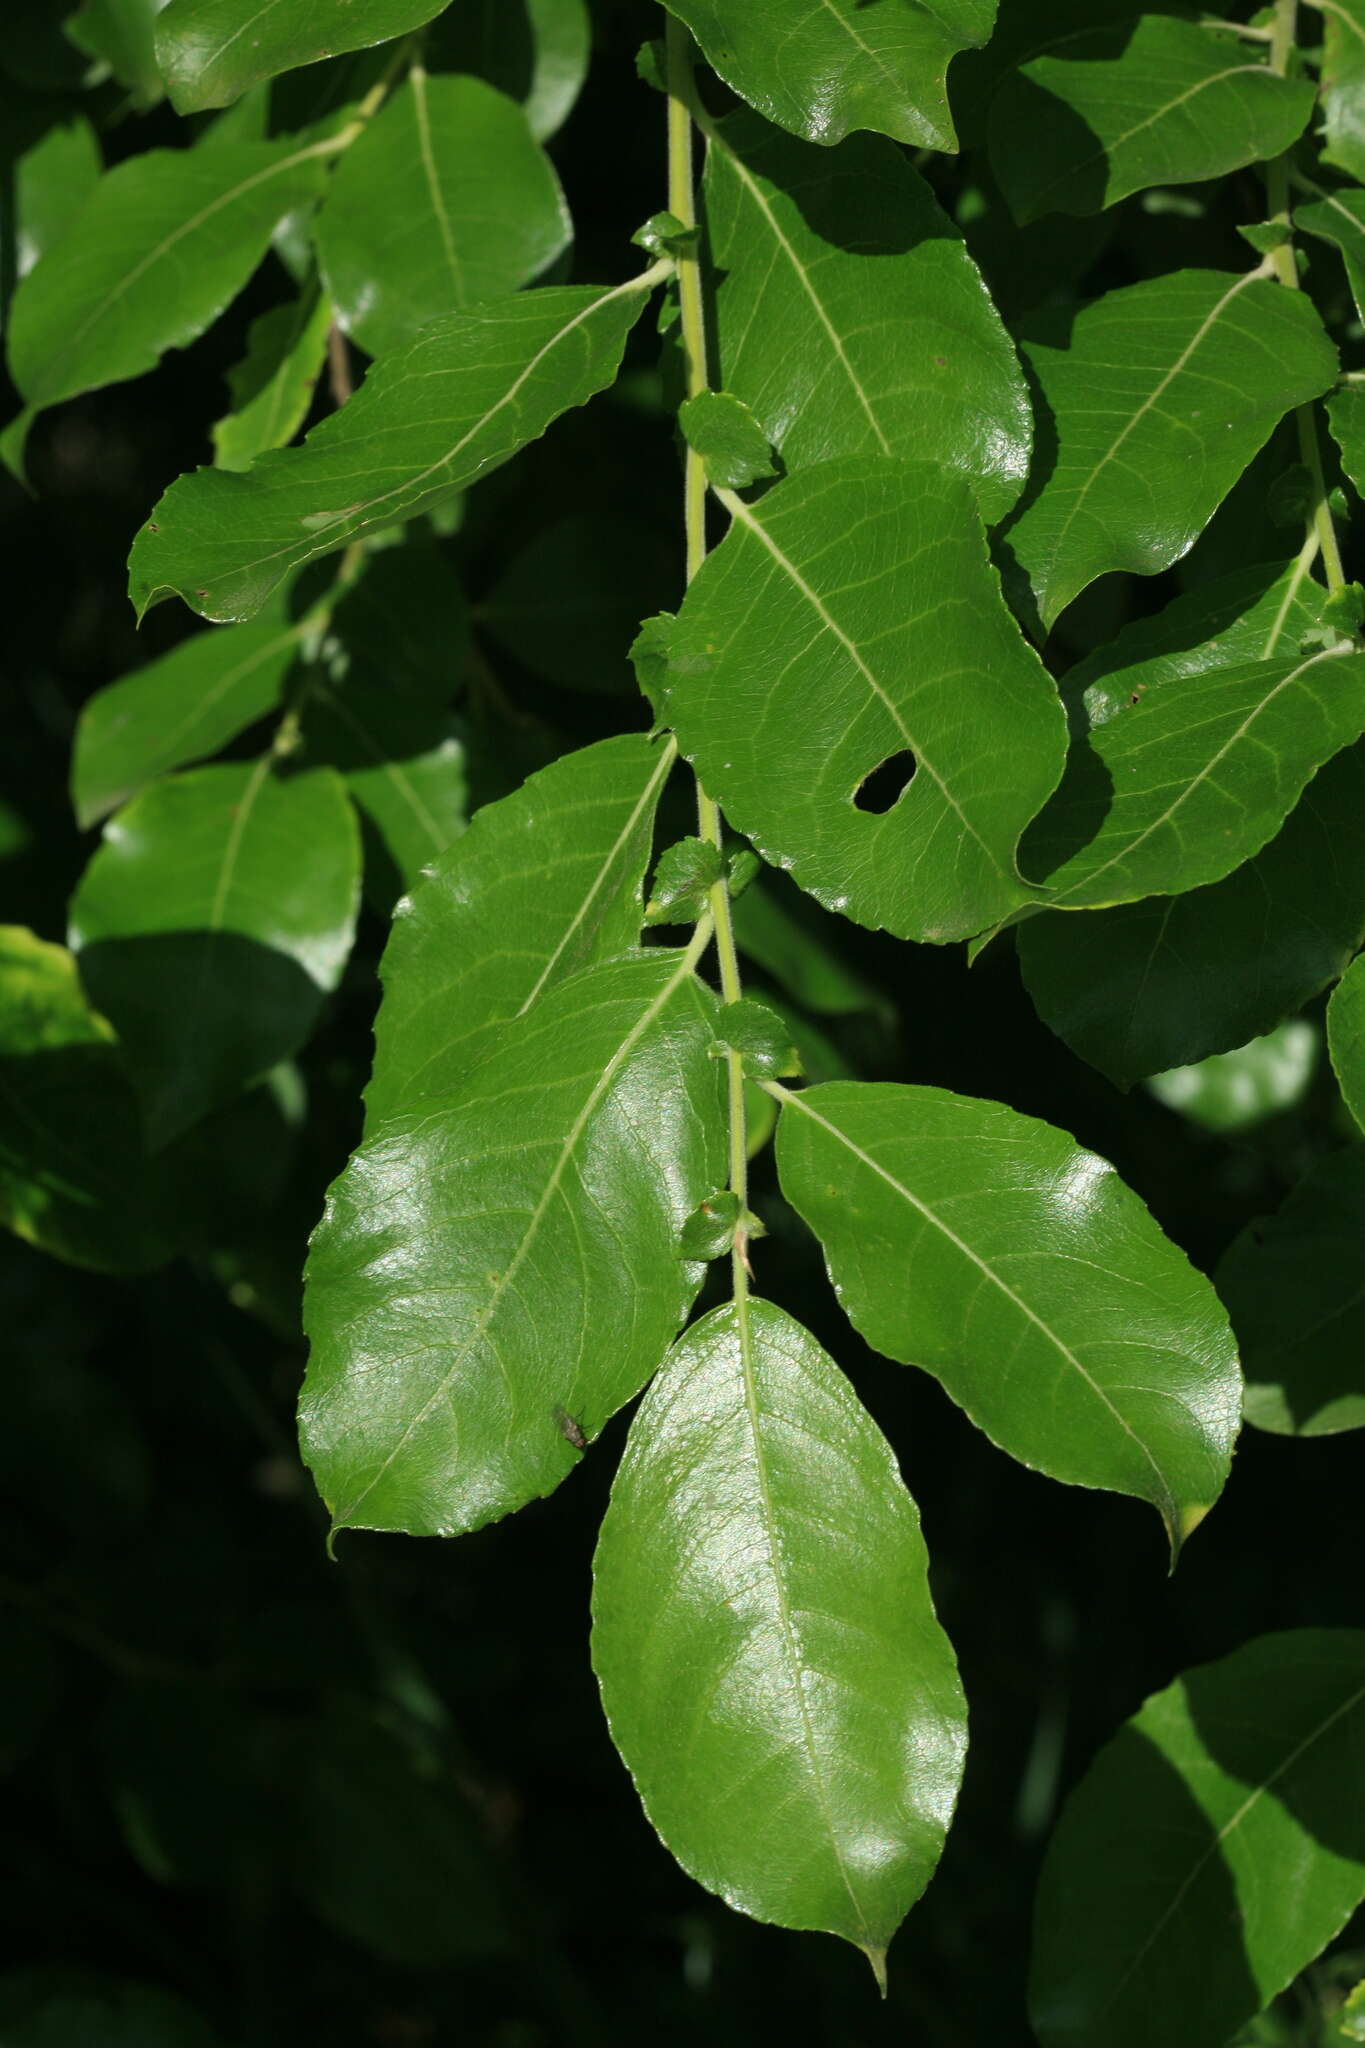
xmin=2 ymin=1 xmax=1362 ymax=2040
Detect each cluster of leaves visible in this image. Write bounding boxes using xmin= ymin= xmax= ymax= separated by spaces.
xmin=4 ymin=0 xmax=1365 ymax=2041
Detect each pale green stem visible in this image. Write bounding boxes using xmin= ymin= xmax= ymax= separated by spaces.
xmin=1266 ymin=0 xmax=1349 ymax=596
xmin=665 ymin=16 xmax=751 ymax=1285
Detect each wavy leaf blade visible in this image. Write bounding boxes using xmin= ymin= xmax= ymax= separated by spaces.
xmin=661 ymin=0 xmax=995 ymax=149
xmin=592 ymin=1298 xmax=965 ymax=1967
xmin=365 ymin=735 xmax=671 ymax=1124
xmin=315 ymin=71 xmax=571 ymax=358
xmin=301 ymin=953 xmax=727 ymax=1538
xmin=1000 ymin=270 xmax=1339 ymax=631
xmin=127 ymin=279 xmax=657 ymax=623
xmin=662 ymin=457 xmax=1067 ymax=943
xmin=703 ymin=110 xmax=1029 ymax=520
xmin=1030 ymin=1630 xmax=1365 ymax=2048
xmin=773 ymin=1080 xmax=1240 ymax=1549
xmin=989 ymin=18 xmax=1315 ymax=222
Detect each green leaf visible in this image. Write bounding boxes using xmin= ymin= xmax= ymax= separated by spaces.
xmin=128 ymin=276 xmax=660 ymax=624
xmin=5 ymin=139 xmax=329 ymax=442
xmin=988 ymin=19 xmax=1314 ymax=224
xmin=11 ymin=116 xmax=101 ymax=283
xmin=1329 ymin=951 xmax=1365 ymax=1134
xmin=678 ymin=390 xmax=776 ymax=490
xmin=299 ymin=540 xmax=471 ymax=901
xmin=1020 ymin=645 xmax=1365 ymax=909
xmin=153 ymin=0 xmax=450 ymax=112
xmin=999 ymin=270 xmax=1340 ymax=633
xmin=1321 ymin=0 xmax=1365 ymax=187
xmin=315 ymin=70 xmax=571 ymax=359
xmin=662 ymin=457 xmax=1067 ymax=944
xmin=212 ymin=285 xmax=332 ymax=470
xmin=479 ymin=517 xmax=676 ymax=696
xmin=300 ymin=952 xmax=727 ymax=1538
xmin=772 ymin=1079 xmax=1240 ymax=1552
xmin=1296 ymin=181 xmax=1365 ymax=322
xmin=0 ymin=927 xmax=169 ymax=1274
xmin=712 ymin=996 xmax=800 ymax=1079
xmin=592 ymin=1297 xmax=966 ymax=1970
xmin=1029 ymin=1629 xmax=1365 ymax=2048
xmin=678 ymin=1188 xmax=742 ymax=1260
xmin=1019 ymin=741 xmax=1365 ymax=1088
xmin=1329 ymin=384 xmax=1365 ymax=501
xmin=661 ymin=0 xmax=995 ymax=150
xmin=72 ymin=609 xmax=306 ymax=826
xmin=66 ymin=0 xmax=168 ymax=107
xmin=365 ymin=734 xmax=672 ymax=1124
xmin=645 ymin=835 xmax=723 ymax=925
xmin=1147 ymin=1020 xmax=1317 ymax=1136
xmin=427 ymin=0 xmax=591 ymax=142
xmin=1220 ymin=1147 xmax=1365 ymax=1438
xmin=703 ymin=110 xmax=1030 ymax=522
xmin=69 ymin=761 xmax=360 ymax=1146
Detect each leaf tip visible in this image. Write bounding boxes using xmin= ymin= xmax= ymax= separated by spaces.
xmin=859 ymin=1944 xmax=889 ymax=1998
xmin=1165 ymin=1499 xmax=1213 ymax=1573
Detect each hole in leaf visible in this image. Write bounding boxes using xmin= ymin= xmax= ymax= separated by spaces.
xmin=853 ymin=750 xmax=917 ymax=814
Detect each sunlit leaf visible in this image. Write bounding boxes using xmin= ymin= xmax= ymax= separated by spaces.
xmin=212 ymin=286 xmax=332 ymax=471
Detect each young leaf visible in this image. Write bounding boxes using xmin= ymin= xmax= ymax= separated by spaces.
xmin=0 ymin=926 xmax=169 ymax=1274
xmin=315 ymin=71 xmax=571 ymax=359
xmin=1220 ymin=1147 xmax=1365 ymax=1438
xmin=772 ymin=1080 xmax=1240 ymax=1552
xmin=1321 ymin=0 xmax=1365 ymax=187
xmin=300 ymin=952 xmax=728 ymax=1539
xmin=1029 ymin=1630 xmax=1365 ymax=2048
xmin=660 ymin=0 xmax=995 ymax=150
xmin=212 ymin=286 xmax=332 ymax=471
xmin=128 ymin=276 xmax=662 ymax=623
xmin=365 ymin=734 xmax=673 ymax=1124
xmin=426 ymin=0 xmax=592 ymax=143
xmin=592 ymin=1298 xmax=966 ymax=1972
xmin=702 ymin=110 xmax=1030 ymax=521
xmin=662 ymin=458 xmax=1067 ymax=943
xmin=677 ymin=390 xmax=776 ymax=490
xmin=998 ymin=270 xmax=1339 ymax=633
xmin=5 ymin=140 xmax=330 ymax=441
xmin=1328 ymin=952 xmax=1365 ymax=1134
xmin=645 ymin=835 xmax=724 ymax=925
xmin=988 ymin=19 xmax=1315 ymax=223
xmin=72 ymin=611 xmax=306 ymax=827
xmin=69 ymin=761 xmax=361 ymax=1146
xmin=1019 ymin=742 xmax=1365 ymax=1089
xmin=1021 ymin=646 xmax=1365 ymax=909
xmin=153 ymin=0 xmax=451 ymax=112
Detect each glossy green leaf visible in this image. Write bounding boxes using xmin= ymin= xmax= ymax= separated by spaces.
xmin=128 ymin=275 xmax=660 ymax=624
xmin=427 ymin=0 xmax=591 ymax=142
xmin=1030 ymin=1629 xmax=1365 ymax=2048
xmin=661 ymin=0 xmax=995 ymax=150
xmin=1000 ymin=270 xmax=1339 ymax=632
xmin=0 ymin=927 xmax=169 ymax=1274
xmin=1021 ymin=643 xmax=1365 ymax=909
xmin=703 ymin=110 xmax=1030 ymax=521
xmin=1220 ymin=1147 xmax=1365 ymax=1438
xmin=712 ymin=996 xmax=800 ymax=1079
xmin=662 ymin=458 xmax=1067 ymax=944
xmin=365 ymin=733 xmax=671 ymax=1124
xmin=773 ymin=1079 xmax=1240 ymax=1550
xmin=300 ymin=541 xmax=470 ymax=900
xmin=212 ymin=285 xmax=331 ymax=470
xmin=1296 ymin=181 xmax=1365 ymax=321
xmin=316 ymin=70 xmax=571 ymax=360
xmin=5 ymin=138 xmax=329 ymax=443
xmin=1147 ymin=1021 xmax=1317 ymax=1136
xmin=1019 ymin=742 xmax=1365 ymax=1088
xmin=69 ymin=761 xmax=360 ymax=1146
xmin=479 ymin=517 xmax=676 ymax=695
xmin=72 ymin=609 xmax=305 ymax=826
xmin=1329 ymin=384 xmax=1365 ymax=500
xmin=11 ymin=117 xmax=101 ymax=283
xmin=1321 ymin=0 xmax=1365 ymax=187
xmin=989 ymin=18 xmax=1314 ymax=224
xmin=592 ymin=1297 xmax=966 ymax=1971
xmin=645 ymin=835 xmax=723 ymax=925
xmin=153 ymin=0 xmax=450 ymax=112
xmin=677 ymin=390 xmax=775 ymax=490
xmin=1329 ymin=951 xmax=1365 ymax=1133
xmin=301 ymin=951 xmax=727 ymax=1538
xmin=67 ymin=0 xmax=168 ymax=106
